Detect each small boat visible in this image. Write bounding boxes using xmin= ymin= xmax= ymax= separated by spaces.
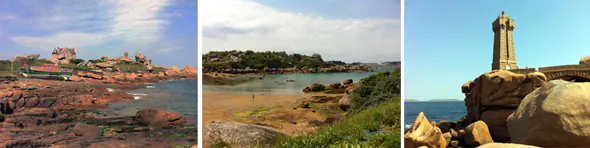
xmin=20 ymin=64 xmax=74 ymax=80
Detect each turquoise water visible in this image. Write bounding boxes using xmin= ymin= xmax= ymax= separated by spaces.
xmin=96 ymin=80 xmax=198 ymax=125
xmin=205 ymin=66 xmax=396 ymax=94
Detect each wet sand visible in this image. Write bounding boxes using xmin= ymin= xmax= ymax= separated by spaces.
xmin=203 ymin=90 xmax=307 ymax=127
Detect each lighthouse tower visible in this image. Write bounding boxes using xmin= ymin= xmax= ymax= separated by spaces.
xmin=492 ymin=11 xmax=518 ymax=70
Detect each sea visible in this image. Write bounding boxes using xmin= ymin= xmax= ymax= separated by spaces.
xmin=204 ymin=66 xmax=397 ymax=94
xmin=96 ymin=79 xmax=198 ymax=125
xmin=404 ymin=101 xmax=466 ymax=130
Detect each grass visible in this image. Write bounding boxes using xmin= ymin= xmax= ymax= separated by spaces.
xmin=233 ymin=107 xmax=269 ymax=118
xmin=274 ymin=97 xmax=401 ymax=148
xmin=114 ymin=62 xmax=148 ymax=73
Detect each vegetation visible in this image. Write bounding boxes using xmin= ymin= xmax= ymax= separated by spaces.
xmin=203 ymin=50 xmax=345 ymax=71
xmin=114 ymin=62 xmax=148 ymax=73
xmin=349 ymin=69 xmax=401 ymax=113
xmin=69 ymin=59 xmax=85 ymax=65
xmin=274 ymin=70 xmax=402 ymax=148
xmin=275 ymin=98 xmax=401 ymax=148
xmin=88 ymin=59 xmax=104 ymax=63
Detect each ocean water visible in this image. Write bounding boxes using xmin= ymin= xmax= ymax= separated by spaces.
xmin=96 ymin=79 xmax=198 ymax=125
xmin=404 ymin=101 xmax=466 ymax=129
xmin=205 ymin=66 xmax=396 ymax=94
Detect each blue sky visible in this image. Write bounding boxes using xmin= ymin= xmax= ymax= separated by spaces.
xmin=0 ymin=0 xmax=197 ymax=67
xmin=405 ymin=0 xmax=590 ymax=101
xmin=202 ymin=0 xmax=401 ymax=63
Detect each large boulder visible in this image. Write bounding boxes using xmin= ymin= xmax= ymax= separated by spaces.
xmin=507 ymin=80 xmax=590 ymax=147
xmin=464 ymin=121 xmax=494 ymax=146
xmin=135 ymin=108 xmax=186 ymax=126
xmin=338 ymin=95 xmax=351 ymax=111
xmin=302 ymin=83 xmax=326 ymax=93
xmin=404 ymin=112 xmax=447 ymax=148
xmin=204 ymin=121 xmax=286 ymax=148
xmin=464 ymin=70 xmax=547 ymax=124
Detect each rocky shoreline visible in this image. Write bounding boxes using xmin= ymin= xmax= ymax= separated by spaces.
xmin=404 ymin=70 xmax=590 ymax=148
xmin=0 ymin=51 xmax=199 ymax=147
xmin=0 ymin=77 xmax=198 ymax=147
xmin=203 ymin=65 xmax=372 ymax=75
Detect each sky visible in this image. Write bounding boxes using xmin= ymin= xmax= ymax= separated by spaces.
xmin=0 ymin=0 xmax=197 ymax=67
xmin=405 ymin=0 xmax=590 ymax=101
xmin=201 ymin=0 xmax=401 ymax=63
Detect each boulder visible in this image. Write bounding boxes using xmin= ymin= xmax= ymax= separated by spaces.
xmin=436 ymin=120 xmax=456 ymax=133
xmin=86 ymin=72 xmax=103 ymax=80
xmin=580 ymin=56 xmax=590 ymax=65
xmin=480 ymin=109 xmax=513 ymax=142
xmin=23 ymin=108 xmax=56 ymax=118
xmin=302 ymin=83 xmax=326 ymax=93
xmin=73 ymin=123 xmax=103 ymax=138
xmin=135 ymin=53 xmax=147 ymax=63
xmin=204 ymin=121 xmax=286 ymax=148
xmin=464 ymin=70 xmax=547 ymax=124
xmin=464 ymin=121 xmax=493 ymax=146
xmin=343 ymin=79 xmax=353 ymax=85
xmin=338 ymin=96 xmax=351 ymax=111
xmin=95 ymin=62 xmax=114 ymax=68
xmin=12 ymin=54 xmax=40 ymax=62
xmin=404 ymin=112 xmax=447 ymax=148
xmin=477 ymin=143 xmax=541 ymax=148
xmin=166 ymin=66 xmax=181 ymax=75
xmin=329 ymin=83 xmax=341 ymax=89
xmin=181 ymin=66 xmax=198 ymax=74
xmin=507 ymin=80 xmax=590 ymax=147
xmin=135 ymin=108 xmax=186 ymax=126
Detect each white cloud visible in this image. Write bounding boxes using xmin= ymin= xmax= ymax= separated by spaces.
xmin=10 ymin=0 xmax=174 ymax=51
xmin=157 ymin=48 xmax=175 ymax=52
xmin=202 ymin=0 xmax=401 ymax=62
xmin=0 ymin=13 xmax=17 ymax=20
xmin=11 ymin=32 xmax=103 ymax=50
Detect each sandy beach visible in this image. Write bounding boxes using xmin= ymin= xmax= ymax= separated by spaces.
xmin=203 ymin=90 xmax=346 ymax=134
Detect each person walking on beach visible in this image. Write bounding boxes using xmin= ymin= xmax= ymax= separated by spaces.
xmin=252 ymin=94 xmax=255 ymax=102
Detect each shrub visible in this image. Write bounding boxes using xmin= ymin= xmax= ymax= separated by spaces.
xmin=275 ymin=98 xmax=401 ymax=148
xmin=349 ymin=70 xmax=401 ymax=113
xmin=88 ymin=59 xmax=105 ymax=63
xmin=69 ymin=59 xmax=85 ymax=64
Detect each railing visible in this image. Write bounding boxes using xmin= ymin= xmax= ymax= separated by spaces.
xmin=538 ymin=65 xmax=590 ymax=72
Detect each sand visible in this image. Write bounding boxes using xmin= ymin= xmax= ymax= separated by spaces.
xmin=203 ymin=90 xmax=347 ymax=135
xmin=203 ymin=90 xmax=307 ymax=126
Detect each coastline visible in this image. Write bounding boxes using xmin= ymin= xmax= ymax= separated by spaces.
xmin=0 ymin=75 xmax=199 ymax=147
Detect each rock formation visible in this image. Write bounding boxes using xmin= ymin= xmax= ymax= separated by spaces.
xmin=580 ymin=56 xmax=590 ymax=65
xmin=135 ymin=53 xmax=151 ymax=66
xmin=404 ymin=112 xmax=447 ymax=148
xmin=122 ymin=52 xmax=133 ymax=63
xmin=204 ymin=121 xmax=286 ymax=148
xmin=507 ymin=80 xmax=590 ymax=147
xmin=135 ymin=108 xmax=186 ymax=126
xmin=463 ymin=70 xmax=547 ymax=142
xmin=47 ymin=47 xmax=76 ymax=64
xmin=11 ymin=54 xmax=40 ymax=63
